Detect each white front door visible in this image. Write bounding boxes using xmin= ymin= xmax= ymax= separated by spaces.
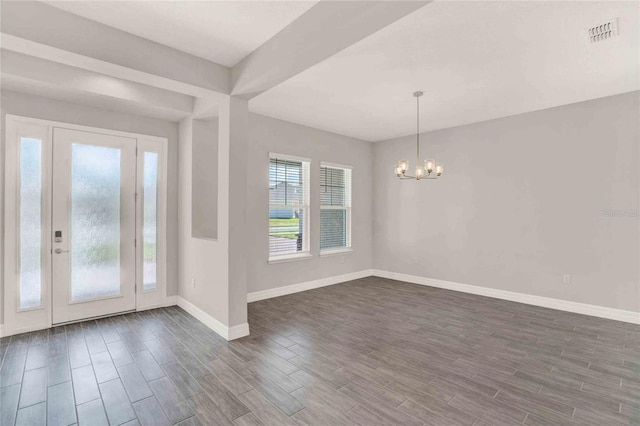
xmin=51 ymin=128 xmax=137 ymax=324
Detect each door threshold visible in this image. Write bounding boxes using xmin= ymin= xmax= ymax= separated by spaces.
xmin=52 ymin=309 xmax=136 ymax=327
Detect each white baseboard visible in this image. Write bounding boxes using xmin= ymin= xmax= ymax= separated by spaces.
xmin=372 ymin=269 xmax=640 ymax=325
xmin=247 ymin=269 xmax=374 ymax=303
xmin=136 ymin=295 xmax=178 ymax=312
xmin=228 ymin=323 xmax=251 ymax=340
xmin=176 ymin=296 xmax=250 ymax=341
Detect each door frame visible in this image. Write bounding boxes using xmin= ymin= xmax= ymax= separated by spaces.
xmin=2 ymin=114 xmax=169 ymax=337
xmin=51 ymin=128 xmax=137 ymax=324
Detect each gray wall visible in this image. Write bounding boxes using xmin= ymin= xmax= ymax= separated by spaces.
xmin=178 ymin=112 xmax=373 ymax=328
xmin=178 ymin=117 xmax=230 ymax=326
xmin=246 ymin=114 xmax=373 ymax=293
xmin=2 ymin=89 xmax=636 ymax=327
xmin=192 ymin=119 xmax=218 ymax=240
xmin=0 ymin=90 xmax=180 ymax=324
xmin=373 ymin=91 xmax=640 ymax=312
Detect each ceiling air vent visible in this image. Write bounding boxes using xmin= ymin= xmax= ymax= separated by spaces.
xmin=588 ymin=18 xmax=618 ymax=43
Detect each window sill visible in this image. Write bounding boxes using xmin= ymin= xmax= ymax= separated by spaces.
xmin=320 ymin=248 xmax=353 ymax=257
xmin=268 ymin=252 xmax=313 ymax=264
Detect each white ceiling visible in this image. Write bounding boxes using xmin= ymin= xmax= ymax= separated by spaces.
xmin=45 ymin=0 xmax=318 ymax=67
xmin=251 ymin=1 xmax=640 ymax=142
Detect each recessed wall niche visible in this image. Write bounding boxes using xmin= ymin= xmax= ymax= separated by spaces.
xmin=192 ymin=118 xmax=218 ymax=240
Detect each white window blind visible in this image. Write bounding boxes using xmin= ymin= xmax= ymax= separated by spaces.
xmin=269 ymin=155 xmax=310 ymax=259
xmin=320 ymin=164 xmax=352 ymax=252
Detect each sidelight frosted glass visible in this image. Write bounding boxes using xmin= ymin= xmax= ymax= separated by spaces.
xmin=143 ymin=152 xmax=158 ymax=290
xmin=71 ymin=144 xmax=121 ymax=301
xmin=19 ymin=138 xmax=43 ymax=309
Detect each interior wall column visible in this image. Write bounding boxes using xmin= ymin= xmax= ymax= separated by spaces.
xmin=218 ymin=96 xmax=250 ymax=331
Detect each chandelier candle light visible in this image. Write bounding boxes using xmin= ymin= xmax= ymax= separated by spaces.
xmin=394 ymin=91 xmax=443 ymax=180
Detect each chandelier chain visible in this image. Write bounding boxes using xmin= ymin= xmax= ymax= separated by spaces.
xmin=416 ymin=93 xmax=420 ymax=164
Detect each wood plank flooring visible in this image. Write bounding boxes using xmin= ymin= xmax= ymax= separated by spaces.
xmin=1 ymin=276 xmax=639 ymax=425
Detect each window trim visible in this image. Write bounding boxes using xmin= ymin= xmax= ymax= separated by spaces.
xmin=320 ymin=161 xmax=353 ymax=171
xmin=319 ymin=247 xmax=354 ymax=257
xmin=268 ymin=252 xmax=313 ymax=264
xmin=268 ymin=153 xmax=311 ymax=262
xmin=319 ymin=163 xmax=352 ymax=254
xmin=269 ymin=152 xmax=311 ymax=164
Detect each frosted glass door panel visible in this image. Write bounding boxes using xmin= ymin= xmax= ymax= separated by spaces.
xmin=19 ymin=137 xmax=43 ymax=309
xmin=71 ymin=144 xmax=121 ymax=301
xmin=52 ymin=127 xmax=135 ymax=324
xmin=143 ymin=152 xmax=158 ymax=290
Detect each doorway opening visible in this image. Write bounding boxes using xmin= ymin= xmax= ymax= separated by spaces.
xmin=3 ymin=115 xmax=168 ymax=336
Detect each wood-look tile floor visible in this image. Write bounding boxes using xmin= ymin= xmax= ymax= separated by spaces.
xmin=1 ymin=276 xmax=639 ymax=425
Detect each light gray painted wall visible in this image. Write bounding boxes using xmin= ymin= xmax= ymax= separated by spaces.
xmin=373 ymin=91 xmax=640 ymax=312
xmin=2 ymin=89 xmax=635 ymax=328
xmin=0 ymin=90 xmax=180 ymax=324
xmin=246 ymin=114 xmax=373 ymax=293
xmin=178 ymin=117 xmax=230 ymax=325
xmin=178 ymin=112 xmax=372 ymax=329
xmin=192 ymin=119 xmax=218 ymax=239
xmin=223 ymin=98 xmax=250 ymax=327
xmin=179 ymin=98 xmax=252 ymax=330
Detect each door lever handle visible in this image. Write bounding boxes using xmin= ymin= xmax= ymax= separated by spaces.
xmin=54 ymin=248 xmax=69 ymax=254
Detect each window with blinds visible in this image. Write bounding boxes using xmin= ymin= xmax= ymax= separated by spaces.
xmin=320 ymin=164 xmax=352 ymax=252
xmin=269 ymin=155 xmax=310 ymax=259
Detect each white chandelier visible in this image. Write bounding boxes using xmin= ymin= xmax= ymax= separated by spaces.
xmin=394 ymin=91 xmax=443 ymax=180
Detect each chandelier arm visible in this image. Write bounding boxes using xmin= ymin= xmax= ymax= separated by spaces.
xmin=397 ymin=173 xmax=438 ymax=180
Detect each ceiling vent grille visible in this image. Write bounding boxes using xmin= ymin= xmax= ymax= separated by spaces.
xmin=588 ymin=19 xmax=618 ymax=43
